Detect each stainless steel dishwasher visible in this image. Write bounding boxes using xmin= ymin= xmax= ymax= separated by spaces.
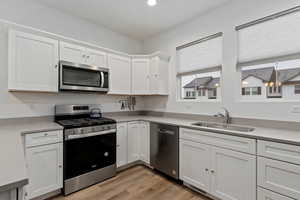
xmin=150 ymin=123 xmax=179 ymax=179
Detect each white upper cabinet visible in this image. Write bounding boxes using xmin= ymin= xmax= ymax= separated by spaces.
xmin=149 ymin=56 xmax=169 ymax=95
xmin=84 ymin=48 xmax=107 ymax=68
xmin=59 ymin=41 xmax=84 ymax=64
xmin=8 ymin=30 xmax=59 ymax=92
xmin=132 ymin=58 xmax=150 ymax=95
xmin=60 ymin=41 xmax=107 ymax=68
xmin=108 ymin=54 xmax=131 ymax=95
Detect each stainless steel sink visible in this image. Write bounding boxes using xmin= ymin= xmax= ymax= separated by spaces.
xmin=192 ymin=122 xmax=255 ymax=132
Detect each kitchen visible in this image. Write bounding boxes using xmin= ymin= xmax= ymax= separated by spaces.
xmin=1 ymin=0 xmax=300 ymax=200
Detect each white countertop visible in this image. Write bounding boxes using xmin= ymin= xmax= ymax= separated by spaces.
xmin=0 ymin=118 xmax=63 ymax=192
xmin=1 ymin=114 xmax=300 ymax=193
xmin=107 ymin=115 xmax=300 ymax=145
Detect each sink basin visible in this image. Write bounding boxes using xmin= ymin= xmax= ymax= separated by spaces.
xmin=192 ymin=122 xmax=255 ymax=132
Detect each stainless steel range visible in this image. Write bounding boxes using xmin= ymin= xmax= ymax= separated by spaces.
xmin=55 ymin=105 xmax=116 ymax=195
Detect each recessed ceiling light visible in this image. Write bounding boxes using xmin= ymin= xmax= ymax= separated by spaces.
xmin=147 ymin=0 xmax=157 ymax=7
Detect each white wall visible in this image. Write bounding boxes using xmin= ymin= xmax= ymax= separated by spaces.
xmin=0 ymin=0 xmax=144 ymax=119
xmin=142 ymin=0 xmax=300 ymax=122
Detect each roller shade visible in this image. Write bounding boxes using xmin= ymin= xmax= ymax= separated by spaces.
xmin=177 ymin=33 xmax=223 ymax=75
xmin=237 ymin=7 xmax=300 ymax=67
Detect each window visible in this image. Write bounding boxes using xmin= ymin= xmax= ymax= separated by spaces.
xmin=180 ymin=71 xmax=221 ymax=100
xmin=240 ymin=59 xmax=300 ymax=100
xmin=242 ymin=87 xmax=261 ymax=96
xmin=295 ymin=85 xmax=300 ymax=94
xmin=177 ymin=33 xmax=223 ymax=101
xmin=237 ymin=8 xmax=300 ymax=101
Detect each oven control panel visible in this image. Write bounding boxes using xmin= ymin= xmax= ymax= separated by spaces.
xmin=64 ymin=124 xmax=116 ymax=140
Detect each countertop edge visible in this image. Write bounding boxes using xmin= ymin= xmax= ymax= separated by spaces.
xmin=0 ymin=178 xmax=28 ymax=193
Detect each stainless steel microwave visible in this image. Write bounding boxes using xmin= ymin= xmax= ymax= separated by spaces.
xmin=59 ymin=61 xmax=109 ymax=92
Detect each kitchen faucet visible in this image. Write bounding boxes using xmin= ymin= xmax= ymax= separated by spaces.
xmin=214 ymin=107 xmax=231 ymax=124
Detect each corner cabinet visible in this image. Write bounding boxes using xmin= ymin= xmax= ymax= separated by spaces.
xmin=8 ymin=30 xmax=59 ymax=92
xmin=131 ymin=54 xmax=169 ymax=95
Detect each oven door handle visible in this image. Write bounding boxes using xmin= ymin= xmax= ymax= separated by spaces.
xmin=100 ymin=72 xmax=105 ymax=88
xmin=65 ymin=129 xmax=116 ymax=140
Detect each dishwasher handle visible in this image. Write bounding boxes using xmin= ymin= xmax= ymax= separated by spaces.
xmin=158 ymin=129 xmax=175 ymax=135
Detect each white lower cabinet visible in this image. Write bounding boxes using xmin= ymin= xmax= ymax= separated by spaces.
xmin=117 ymin=123 xmax=128 ymax=167
xmin=127 ymin=122 xmax=141 ymax=163
xmin=258 ymin=157 xmax=300 ymax=200
xmin=0 ymin=190 xmax=17 ymax=200
xmin=180 ymin=140 xmax=211 ymax=192
xmin=210 ymin=147 xmax=256 ymax=200
xmin=180 ymin=128 xmax=256 ymax=200
xmin=258 ymin=187 xmax=293 ymax=200
xmin=139 ymin=122 xmax=150 ymax=164
xmin=117 ymin=121 xmax=150 ymax=166
xmin=24 ymin=131 xmax=63 ymax=200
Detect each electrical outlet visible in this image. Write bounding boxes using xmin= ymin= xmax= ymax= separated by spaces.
xmin=291 ymin=106 xmax=300 ymax=113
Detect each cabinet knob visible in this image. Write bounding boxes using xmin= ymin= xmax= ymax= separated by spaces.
xmin=211 ymin=170 xmax=215 ymax=174
xmin=82 ymin=54 xmax=86 ymax=58
xmin=44 ymin=133 xmax=48 ymax=136
xmin=59 ymin=165 xmax=62 ymax=168
xmin=205 ymin=168 xmax=209 ymax=172
xmin=54 ymin=64 xmax=58 ymax=69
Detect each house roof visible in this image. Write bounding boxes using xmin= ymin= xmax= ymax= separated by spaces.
xmin=183 ymin=77 xmax=212 ymax=88
xmin=206 ymin=78 xmax=220 ymax=89
xmin=278 ymin=68 xmax=300 ymax=83
xmin=241 ymin=67 xmax=274 ymax=82
xmin=183 ymin=77 xmax=220 ymax=89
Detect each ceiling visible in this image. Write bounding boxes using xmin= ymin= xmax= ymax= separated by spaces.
xmin=35 ymin=0 xmax=232 ymax=40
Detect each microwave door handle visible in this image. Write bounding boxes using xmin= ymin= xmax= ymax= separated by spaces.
xmin=100 ymin=72 xmax=104 ymax=88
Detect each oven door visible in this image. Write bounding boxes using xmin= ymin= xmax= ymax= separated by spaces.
xmin=64 ymin=132 xmax=116 ymax=180
xmin=59 ymin=61 xmax=109 ymax=92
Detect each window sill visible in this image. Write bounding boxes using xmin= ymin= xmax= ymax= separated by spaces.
xmin=176 ymin=99 xmax=222 ymax=103
xmin=236 ymin=99 xmax=300 ymax=103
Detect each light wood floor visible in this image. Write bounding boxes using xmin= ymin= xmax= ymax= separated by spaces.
xmin=51 ymin=166 xmax=211 ymax=200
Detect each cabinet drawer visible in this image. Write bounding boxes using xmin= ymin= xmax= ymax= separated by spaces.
xmin=258 ymin=187 xmax=293 ymax=200
xmin=25 ymin=131 xmax=63 ymax=147
xmin=180 ymin=128 xmax=256 ymax=154
xmin=258 ymin=157 xmax=300 ymax=199
xmin=258 ymin=140 xmax=300 ymax=165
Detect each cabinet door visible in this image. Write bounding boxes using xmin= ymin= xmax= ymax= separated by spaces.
xmin=258 ymin=187 xmax=293 ymax=200
xmin=179 ymin=140 xmax=211 ymax=192
xmin=117 ymin=123 xmax=128 ymax=168
xmin=26 ymin=143 xmax=63 ymax=199
xmin=85 ymin=48 xmax=107 ymax=68
xmin=210 ymin=147 xmax=256 ymax=200
xmin=258 ymin=157 xmax=300 ymax=200
xmin=0 ymin=190 xmax=17 ymax=200
xmin=132 ymin=59 xmax=150 ymax=95
xmin=149 ymin=57 xmax=169 ymax=95
xmin=59 ymin=41 xmax=85 ymax=64
xmin=139 ymin=122 xmax=150 ymax=164
xmin=127 ymin=122 xmax=141 ymax=163
xmin=8 ymin=31 xmax=59 ymax=92
xmin=108 ymin=54 xmax=131 ymax=94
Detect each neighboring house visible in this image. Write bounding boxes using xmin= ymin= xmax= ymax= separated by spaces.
xmin=278 ymin=68 xmax=300 ymax=100
xmin=241 ymin=67 xmax=275 ymax=100
xmin=241 ymin=66 xmax=300 ymax=100
xmin=183 ymin=77 xmax=220 ymax=100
